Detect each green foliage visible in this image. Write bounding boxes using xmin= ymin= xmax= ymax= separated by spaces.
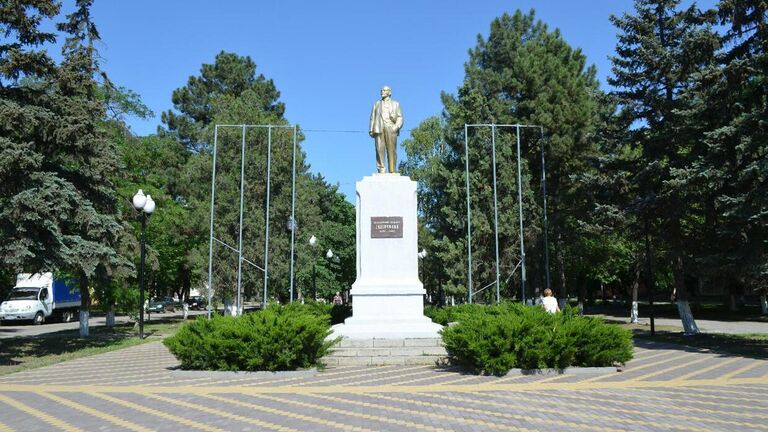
xmin=0 ymin=1 xmax=126 ymax=330
xmin=161 ymin=51 xmax=285 ymax=152
xmin=424 ymin=304 xmax=487 ymax=326
xmin=163 ymin=304 xmax=338 ymax=371
xmin=159 ymin=52 xmax=356 ymax=306
xmin=402 ymin=9 xmax=602 ymax=303
xmin=298 ymin=301 xmax=352 ymax=325
xmin=440 ymin=303 xmax=633 ymax=375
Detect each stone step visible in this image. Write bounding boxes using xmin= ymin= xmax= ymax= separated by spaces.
xmin=323 ymin=337 xmax=448 ymax=367
xmin=328 ymin=346 xmax=448 ymax=357
xmin=336 ymin=337 xmax=444 ymax=348
xmin=323 ymin=355 xmax=447 ymax=366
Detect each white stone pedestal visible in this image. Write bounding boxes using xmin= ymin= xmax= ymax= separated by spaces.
xmin=331 ymin=174 xmax=443 ymax=339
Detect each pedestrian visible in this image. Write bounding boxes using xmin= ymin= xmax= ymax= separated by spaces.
xmin=542 ymin=288 xmax=560 ymax=313
xmin=333 ymin=291 xmax=343 ymax=306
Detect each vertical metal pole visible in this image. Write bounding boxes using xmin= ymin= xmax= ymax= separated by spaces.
xmin=540 ymin=127 xmax=551 ymax=292
xmin=312 ymin=263 xmax=317 ymax=301
xmin=516 ymin=125 xmax=527 ymax=304
xmin=645 ymin=217 xmax=656 ymax=336
xmin=289 ymin=126 xmax=297 ymax=302
xmin=236 ymin=125 xmax=246 ymax=315
xmin=139 ymin=214 xmax=145 ymax=339
xmin=263 ymin=126 xmax=272 ymax=309
xmin=491 ymin=125 xmax=501 ymax=304
xmin=464 ymin=124 xmax=473 ymax=304
xmin=207 ymin=126 xmax=219 ymax=319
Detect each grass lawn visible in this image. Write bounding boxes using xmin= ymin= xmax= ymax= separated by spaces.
xmin=0 ymin=317 xmax=188 ymax=376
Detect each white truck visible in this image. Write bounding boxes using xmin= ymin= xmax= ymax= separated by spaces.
xmin=0 ymin=273 xmax=80 ymax=325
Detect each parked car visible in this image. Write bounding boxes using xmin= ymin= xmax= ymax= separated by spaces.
xmin=147 ymin=297 xmax=180 ymax=313
xmin=147 ymin=299 xmax=167 ymax=313
xmin=185 ymin=296 xmax=207 ymax=310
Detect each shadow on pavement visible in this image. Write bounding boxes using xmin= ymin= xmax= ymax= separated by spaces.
xmin=632 ymin=330 xmax=768 ymax=360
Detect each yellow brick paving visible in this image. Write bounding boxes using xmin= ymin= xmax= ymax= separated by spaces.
xmin=0 ymin=393 xmax=82 ymax=432
xmin=200 ymin=393 xmax=376 ymax=432
xmin=245 ymin=393 xmax=455 ymax=432
xmin=354 ymin=391 xmax=680 ymax=432
xmin=1 ymin=342 xmax=767 ymax=431
xmin=572 ymin=389 xmax=768 ymax=415
xmin=142 ymin=393 xmax=302 ymax=432
xmin=308 ymin=393 xmax=581 ymax=432
xmin=464 ymin=390 xmax=768 ymax=430
xmin=90 ymin=392 xmax=226 ymax=432
xmin=36 ymin=392 xmax=153 ymax=432
xmin=0 ymin=420 xmax=14 ymax=432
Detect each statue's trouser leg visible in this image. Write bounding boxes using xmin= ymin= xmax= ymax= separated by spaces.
xmin=375 ymin=135 xmax=386 ymax=173
xmin=383 ymin=127 xmax=397 ymax=173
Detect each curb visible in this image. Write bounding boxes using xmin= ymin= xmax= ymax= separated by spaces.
xmin=169 ymin=367 xmax=319 ymax=379
xmin=505 ymin=366 xmax=619 ymax=376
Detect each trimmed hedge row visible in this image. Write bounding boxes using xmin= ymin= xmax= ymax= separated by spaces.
xmin=435 ymin=303 xmax=633 ymax=375
xmin=163 ymin=303 xmax=339 ymax=371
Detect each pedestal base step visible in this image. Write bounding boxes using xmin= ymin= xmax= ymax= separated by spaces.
xmin=323 ymin=337 xmax=448 ymax=366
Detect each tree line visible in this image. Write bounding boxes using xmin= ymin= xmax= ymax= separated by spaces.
xmin=402 ymin=1 xmax=767 ymax=330
xmin=1 ymin=1 xmax=765 ymax=337
xmin=0 ymin=0 xmax=355 ymax=336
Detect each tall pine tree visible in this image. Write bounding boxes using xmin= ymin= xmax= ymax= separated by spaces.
xmin=610 ymin=0 xmax=718 ymax=333
xmin=403 ymin=10 xmax=601 ymax=303
xmin=0 ymin=1 xmax=124 ymax=336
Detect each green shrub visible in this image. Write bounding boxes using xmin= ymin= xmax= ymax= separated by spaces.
xmin=425 ymin=303 xmax=487 ymax=325
xmin=440 ymin=302 xmax=633 ymax=375
xmin=299 ymin=301 xmax=352 ymax=325
xmin=163 ymin=303 xmax=338 ymax=371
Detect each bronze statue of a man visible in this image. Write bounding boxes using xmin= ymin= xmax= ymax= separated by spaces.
xmin=369 ymin=86 xmax=403 ymax=173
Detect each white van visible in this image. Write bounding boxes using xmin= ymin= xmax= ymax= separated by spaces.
xmin=0 ymin=273 xmax=80 ymax=325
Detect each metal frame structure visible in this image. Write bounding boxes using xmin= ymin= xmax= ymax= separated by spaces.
xmin=464 ymin=124 xmax=549 ymax=304
xmin=207 ymin=124 xmax=298 ymax=318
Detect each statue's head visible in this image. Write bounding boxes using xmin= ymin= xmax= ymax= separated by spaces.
xmin=380 ymin=86 xmax=392 ymax=99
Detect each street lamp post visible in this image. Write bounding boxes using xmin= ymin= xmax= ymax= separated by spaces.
xmin=418 ymin=249 xmax=427 ymax=302
xmin=309 ymin=235 xmax=318 ymax=301
xmin=287 ymin=217 xmax=297 ymax=302
xmin=132 ymin=189 xmax=155 ymax=340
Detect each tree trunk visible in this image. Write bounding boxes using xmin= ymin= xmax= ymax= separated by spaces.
xmin=556 ymin=242 xmax=567 ymax=310
xmin=577 ymin=278 xmax=586 ymax=316
xmin=672 ymin=252 xmax=699 ymax=334
xmin=630 ymin=259 xmax=641 ymax=324
xmin=106 ymin=306 xmax=115 ymax=329
xmin=761 ymin=293 xmax=767 ymax=315
xmin=78 ymin=273 xmax=90 ymax=338
xmin=551 ymin=195 xmax=567 ymax=310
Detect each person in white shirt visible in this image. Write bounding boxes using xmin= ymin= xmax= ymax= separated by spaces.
xmin=542 ymin=288 xmax=560 ymax=313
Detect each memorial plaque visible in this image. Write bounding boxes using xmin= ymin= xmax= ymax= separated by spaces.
xmin=371 ymin=216 xmax=403 ymax=238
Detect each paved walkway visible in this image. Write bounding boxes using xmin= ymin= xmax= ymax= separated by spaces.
xmin=0 ymin=340 xmax=766 ymax=431
xmin=599 ymin=314 xmax=768 ymax=334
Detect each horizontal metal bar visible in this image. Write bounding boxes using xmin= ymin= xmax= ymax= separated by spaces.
xmin=212 ymin=237 xmax=266 ymax=273
xmin=474 ymin=280 xmax=497 ymax=295
xmin=214 ymin=124 xmax=296 ymax=129
xmin=465 ymin=124 xmax=542 ymax=128
xmin=504 ymin=260 xmax=523 ymax=284
xmin=212 ymin=237 xmax=238 ymax=254
xmin=242 ymin=257 xmax=266 ymax=273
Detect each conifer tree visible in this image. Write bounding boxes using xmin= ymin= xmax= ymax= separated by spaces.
xmin=610 ymin=0 xmax=718 ymax=333
xmin=680 ymin=1 xmax=767 ymax=312
xmin=404 ymin=10 xmax=601 ymax=303
xmin=0 ymin=1 xmax=123 ymax=336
